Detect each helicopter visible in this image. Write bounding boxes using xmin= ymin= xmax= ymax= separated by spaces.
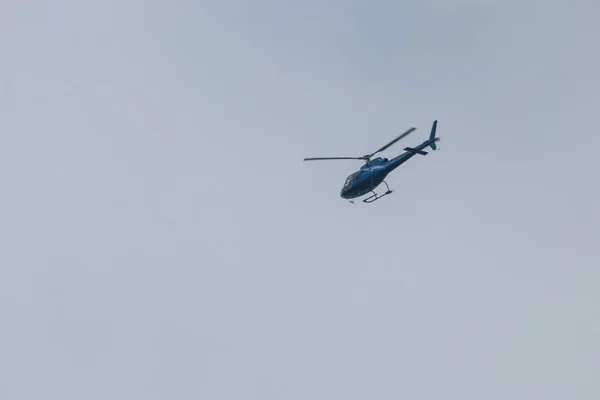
xmin=304 ymin=120 xmax=440 ymax=203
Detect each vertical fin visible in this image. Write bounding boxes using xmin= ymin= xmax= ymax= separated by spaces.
xmin=428 ymin=120 xmax=438 ymax=150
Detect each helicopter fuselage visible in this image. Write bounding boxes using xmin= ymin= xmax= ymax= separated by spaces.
xmin=303 ymin=120 xmax=440 ymax=203
xmin=340 ymin=137 xmax=436 ymax=199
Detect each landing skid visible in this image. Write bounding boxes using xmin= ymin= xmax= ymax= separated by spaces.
xmin=362 ymin=181 xmax=393 ymax=203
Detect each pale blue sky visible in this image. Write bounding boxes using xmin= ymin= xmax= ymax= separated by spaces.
xmin=1 ymin=0 xmax=599 ymax=399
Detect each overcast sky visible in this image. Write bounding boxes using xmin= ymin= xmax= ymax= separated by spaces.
xmin=1 ymin=0 xmax=599 ymax=399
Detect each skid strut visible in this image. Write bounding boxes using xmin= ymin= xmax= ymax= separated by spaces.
xmin=362 ymin=181 xmax=393 ymax=203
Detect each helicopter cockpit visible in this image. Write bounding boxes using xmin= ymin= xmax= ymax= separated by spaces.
xmin=343 ymin=171 xmax=359 ymax=189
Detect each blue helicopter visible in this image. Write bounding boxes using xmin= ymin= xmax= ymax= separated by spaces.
xmin=304 ymin=120 xmax=440 ymax=203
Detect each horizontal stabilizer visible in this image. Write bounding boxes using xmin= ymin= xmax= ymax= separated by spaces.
xmin=404 ymin=147 xmax=428 ymax=155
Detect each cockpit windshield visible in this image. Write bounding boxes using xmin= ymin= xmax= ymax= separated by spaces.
xmin=343 ymin=172 xmax=359 ymax=188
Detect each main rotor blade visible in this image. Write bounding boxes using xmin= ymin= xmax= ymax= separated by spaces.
xmin=303 ymin=157 xmax=363 ymax=161
xmin=368 ymin=127 xmax=416 ymax=158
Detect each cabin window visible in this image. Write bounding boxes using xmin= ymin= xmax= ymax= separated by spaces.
xmin=344 ymin=172 xmax=358 ymax=188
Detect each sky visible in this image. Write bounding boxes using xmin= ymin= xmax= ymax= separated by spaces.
xmin=1 ymin=0 xmax=599 ymax=399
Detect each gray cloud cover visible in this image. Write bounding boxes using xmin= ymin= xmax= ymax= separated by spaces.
xmin=1 ymin=0 xmax=599 ymax=399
